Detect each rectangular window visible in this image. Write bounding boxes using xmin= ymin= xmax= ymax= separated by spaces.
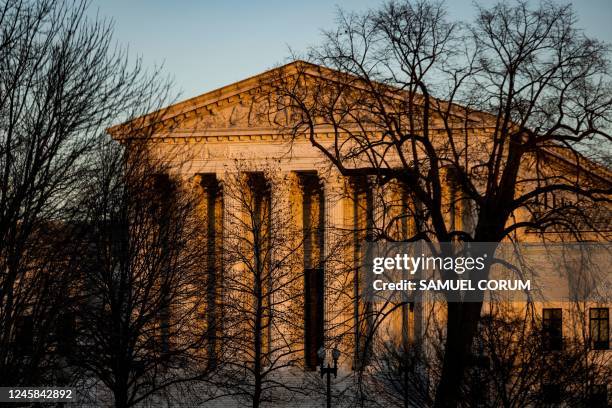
xmin=590 ymin=308 xmax=609 ymax=350
xmin=304 ymin=267 xmax=324 ymax=370
xmin=542 ymin=308 xmax=562 ymax=351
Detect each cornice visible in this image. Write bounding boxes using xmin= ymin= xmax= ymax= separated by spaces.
xmin=120 ymin=125 xmax=499 ymax=144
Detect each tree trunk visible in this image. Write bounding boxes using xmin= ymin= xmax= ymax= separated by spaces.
xmin=253 ymin=376 xmax=261 ymax=408
xmin=253 ymin=267 xmax=263 ymax=408
xmin=434 ymin=301 xmax=484 ymax=407
xmin=114 ymin=385 xmax=129 ymax=408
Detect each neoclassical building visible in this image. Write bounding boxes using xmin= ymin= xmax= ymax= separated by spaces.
xmin=108 ymin=61 xmax=611 ymax=404
xmin=107 ymin=61 xmax=413 ymax=372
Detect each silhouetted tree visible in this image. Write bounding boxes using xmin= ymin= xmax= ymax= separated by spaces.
xmin=270 ymin=1 xmax=612 ymax=406
xmin=360 ymin=301 xmax=611 ymax=408
xmin=70 ymin=139 xmax=216 ymax=408
xmin=0 ymin=0 xmax=167 ymax=387
xmin=220 ymin=164 xmax=314 ymax=408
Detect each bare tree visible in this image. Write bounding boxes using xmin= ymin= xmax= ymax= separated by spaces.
xmin=70 ymin=138 xmax=217 ymax=408
xmin=360 ymin=301 xmax=611 ymax=408
xmin=219 ymin=163 xmax=315 ymax=408
xmin=355 ymin=307 xmax=437 ymax=408
xmin=0 ymin=0 xmax=167 ymax=387
xmin=269 ymin=1 xmax=612 ymax=406
xmin=457 ymin=301 xmax=611 ymax=408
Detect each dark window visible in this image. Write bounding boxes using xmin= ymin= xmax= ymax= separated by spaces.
xmin=542 ymin=383 xmax=561 ymax=404
xmin=589 ymin=384 xmax=608 ymax=408
xmin=304 ymin=267 xmax=324 ymax=370
xmin=198 ymin=174 xmax=223 ymax=366
xmin=590 ymin=308 xmax=609 ymax=350
xmin=542 ymin=308 xmax=562 ymax=351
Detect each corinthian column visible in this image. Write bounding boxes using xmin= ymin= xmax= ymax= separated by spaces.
xmin=216 ymin=171 xmax=244 ymax=345
xmin=322 ymin=170 xmax=350 ymax=365
xmin=265 ymin=170 xmax=300 ymax=364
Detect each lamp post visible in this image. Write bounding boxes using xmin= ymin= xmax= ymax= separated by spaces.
xmin=318 ymin=346 xmax=340 ymax=408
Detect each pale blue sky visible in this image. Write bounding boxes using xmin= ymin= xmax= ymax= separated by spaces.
xmin=89 ymin=0 xmax=612 ymax=100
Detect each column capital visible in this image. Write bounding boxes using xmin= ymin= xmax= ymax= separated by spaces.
xmin=320 ymin=171 xmax=348 ymax=204
xmin=265 ymin=169 xmax=299 ymax=191
xmin=320 ymin=168 xmax=343 ymax=185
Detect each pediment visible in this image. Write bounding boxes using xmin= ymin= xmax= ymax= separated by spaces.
xmin=107 ymin=60 xmax=492 ymax=141
xmin=160 ymin=93 xmax=285 ymax=134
